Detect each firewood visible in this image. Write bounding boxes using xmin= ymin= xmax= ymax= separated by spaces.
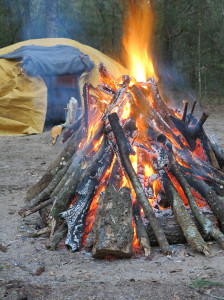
xmin=208 ymin=136 xmax=224 ymax=169
xmin=182 ymin=100 xmax=188 ymax=122
xmin=98 ymin=62 xmax=118 ymax=92
xmin=165 ymin=142 xmax=224 ymax=249
xmin=20 ymin=160 xmax=72 ymax=215
xmin=108 ymin=112 xmax=171 ymax=254
xmin=49 ymin=127 xmax=105 ymax=219
xmin=19 ymin=197 xmax=54 ymax=218
xmin=130 ymin=85 xmax=176 ymax=132
xmin=60 ymin=137 xmax=114 ymax=251
xmin=26 ymin=126 xmax=85 ymax=201
xmin=187 ymin=100 xmax=197 ymax=124
xmin=161 ymin=171 xmax=211 ymax=255
xmin=183 ymin=174 xmax=224 ymax=232
xmin=102 ymin=76 xmax=130 ymax=122
xmin=47 ymin=222 xmax=68 ymax=250
xmin=27 ymin=227 xmax=51 ymax=238
xmin=107 ymin=159 xmax=123 ymax=190
xmin=92 ymin=185 xmax=134 ymax=258
xmin=146 ymin=209 xmax=217 ymax=245
xmin=133 ymin=202 xmax=151 ymax=256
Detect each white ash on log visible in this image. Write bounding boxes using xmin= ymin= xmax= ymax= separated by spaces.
xmin=19 ymin=62 xmax=224 ymax=257
xmin=60 ymin=137 xmax=114 ymax=251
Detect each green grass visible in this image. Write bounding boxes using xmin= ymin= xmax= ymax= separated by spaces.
xmin=187 ymin=279 xmax=224 ymax=289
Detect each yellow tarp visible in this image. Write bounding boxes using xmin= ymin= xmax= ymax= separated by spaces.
xmin=0 ymin=38 xmax=128 ymax=136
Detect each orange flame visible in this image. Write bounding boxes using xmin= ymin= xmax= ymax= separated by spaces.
xmin=122 ymin=0 xmax=156 ymax=82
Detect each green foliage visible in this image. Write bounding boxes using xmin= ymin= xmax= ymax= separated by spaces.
xmin=0 ymin=0 xmax=223 ymax=98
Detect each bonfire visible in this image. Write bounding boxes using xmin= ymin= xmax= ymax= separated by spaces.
xmin=19 ymin=1 xmax=224 ymax=258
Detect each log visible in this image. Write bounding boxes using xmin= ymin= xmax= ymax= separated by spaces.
xmin=26 ymin=126 xmax=85 ymax=201
xmin=146 ymin=208 xmax=217 ymax=246
xmin=98 ymin=62 xmax=118 ymax=92
xmin=92 ymin=185 xmax=134 ymax=258
xmin=160 ymin=171 xmax=211 ymax=255
xmin=183 ymin=174 xmax=224 ymax=232
xmin=19 ymin=197 xmax=54 ymax=218
xmin=133 ymin=202 xmax=151 ymax=256
xmin=47 ymin=222 xmax=68 ymax=250
xmin=108 ymin=112 xmax=171 ymax=254
xmin=165 ymin=142 xmax=224 ymax=249
xmin=60 ymin=137 xmax=114 ymax=251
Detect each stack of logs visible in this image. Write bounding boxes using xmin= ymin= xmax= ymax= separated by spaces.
xmin=19 ymin=63 xmax=224 ymax=258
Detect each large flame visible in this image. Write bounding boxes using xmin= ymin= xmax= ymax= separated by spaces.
xmin=122 ymin=0 xmax=156 ymax=82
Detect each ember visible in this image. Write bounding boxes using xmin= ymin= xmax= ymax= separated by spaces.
xmin=19 ymin=0 xmax=224 ymax=258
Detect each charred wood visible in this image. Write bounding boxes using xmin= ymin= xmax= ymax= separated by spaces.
xmin=60 ymin=138 xmax=114 ymax=251
xmin=133 ymin=202 xmax=151 ymax=256
xmin=160 ymin=171 xmax=211 ymax=255
xmin=183 ymin=174 xmax=224 ymax=232
xmin=182 ymin=101 xmax=188 ymax=122
xmin=98 ymin=63 xmax=118 ymax=92
xmin=165 ymin=143 xmax=224 ymax=249
xmin=108 ymin=112 xmax=171 ymax=254
xmin=187 ymin=100 xmax=197 ymax=125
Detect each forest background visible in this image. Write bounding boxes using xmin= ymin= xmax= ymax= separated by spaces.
xmin=0 ymin=0 xmax=223 ymax=105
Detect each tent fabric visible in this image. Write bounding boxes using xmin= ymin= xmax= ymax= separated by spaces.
xmin=0 ymin=38 xmax=128 ymax=136
xmin=0 ymin=45 xmax=94 ymax=77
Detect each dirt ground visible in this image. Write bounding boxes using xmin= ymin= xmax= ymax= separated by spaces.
xmin=0 ymin=105 xmax=224 ymax=300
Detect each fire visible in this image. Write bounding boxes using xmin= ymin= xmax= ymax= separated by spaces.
xmin=122 ymin=0 xmax=156 ymax=82
xmin=80 ymin=0 xmax=215 ymax=256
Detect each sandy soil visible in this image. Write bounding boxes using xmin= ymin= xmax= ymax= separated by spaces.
xmin=0 ymin=105 xmax=224 ymax=300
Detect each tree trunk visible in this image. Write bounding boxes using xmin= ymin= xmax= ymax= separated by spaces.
xmin=197 ymin=0 xmax=202 ymax=104
xmin=23 ymin=0 xmax=31 ymax=39
xmin=45 ymin=0 xmax=58 ymax=37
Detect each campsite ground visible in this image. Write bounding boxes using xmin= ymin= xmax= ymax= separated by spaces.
xmin=0 ymin=104 xmax=224 ymax=300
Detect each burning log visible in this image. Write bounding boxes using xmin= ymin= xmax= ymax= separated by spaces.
xmin=163 ymin=140 xmax=224 ymax=249
xmin=91 ymin=185 xmax=134 ymax=258
xmin=160 ymin=171 xmax=211 ymax=256
xmin=183 ymin=174 xmax=224 ymax=232
xmin=108 ymin=112 xmax=171 ymax=254
xmin=20 ymin=62 xmax=224 ymax=258
xmin=133 ymin=202 xmax=151 ymax=256
xmin=60 ymin=137 xmax=114 ymax=251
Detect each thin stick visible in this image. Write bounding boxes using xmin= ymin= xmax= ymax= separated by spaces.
xmin=19 ymin=197 xmax=54 ymax=218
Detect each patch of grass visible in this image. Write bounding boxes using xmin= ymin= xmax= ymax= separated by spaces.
xmin=187 ymin=279 xmax=224 ymax=289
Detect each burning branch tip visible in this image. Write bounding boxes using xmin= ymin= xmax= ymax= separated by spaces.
xmin=197 ymin=112 xmax=209 ymax=128
xmin=182 ymin=100 xmax=188 ymax=122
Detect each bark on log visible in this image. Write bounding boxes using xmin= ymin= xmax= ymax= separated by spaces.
xmin=60 ymin=138 xmax=114 ymax=251
xmin=47 ymin=222 xmax=68 ymax=250
xmin=26 ymin=126 xmax=85 ymax=201
xmin=146 ymin=208 xmax=217 ymax=246
xmin=161 ymin=171 xmax=211 ymax=255
xmin=108 ymin=112 xmax=171 ymax=254
xmin=184 ymin=174 xmax=224 ymax=232
xmin=133 ymin=202 xmax=151 ymax=256
xmin=19 ymin=197 xmax=54 ymax=218
xmin=92 ymin=185 xmax=134 ymax=258
xmin=166 ymin=143 xmax=224 ymax=249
